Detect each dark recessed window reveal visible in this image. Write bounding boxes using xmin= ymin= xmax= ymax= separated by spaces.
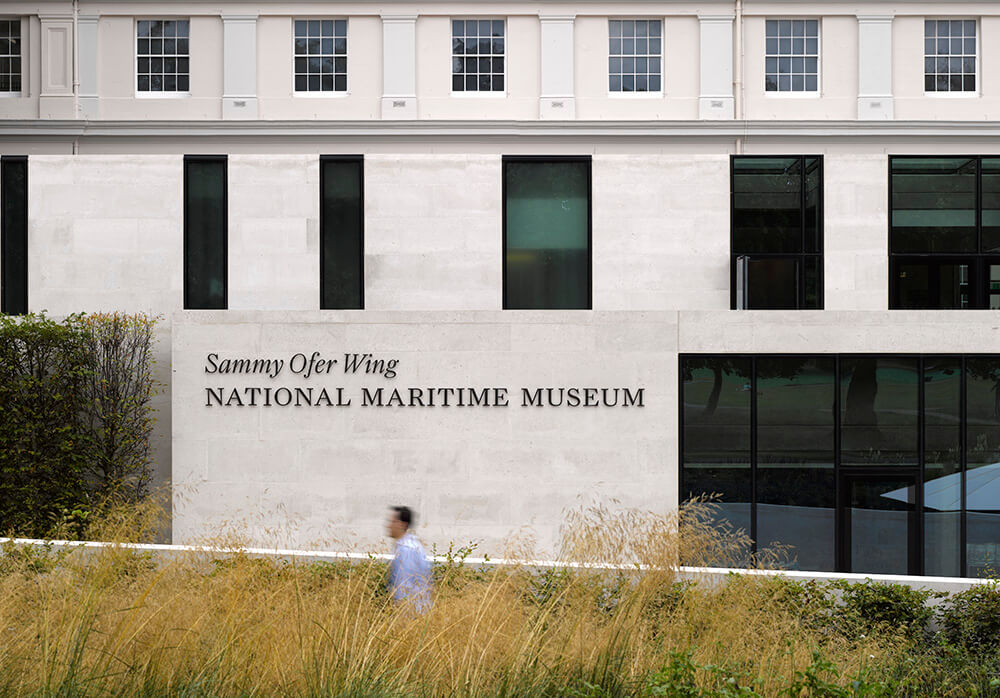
xmin=1 ymin=155 xmax=28 ymax=315
xmin=890 ymin=156 xmax=1000 ymax=309
xmin=320 ymin=156 xmax=364 ymax=309
xmin=681 ymin=354 xmax=1000 ymax=578
xmin=731 ymin=156 xmax=823 ymax=309
xmin=183 ymin=156 xmax=227 ymax=310
xmin=503 ymin=157 xmax=591 ymax=310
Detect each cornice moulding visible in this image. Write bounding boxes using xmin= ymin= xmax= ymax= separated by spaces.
xmin=5 ymin=119 xmax=1000 ymax=139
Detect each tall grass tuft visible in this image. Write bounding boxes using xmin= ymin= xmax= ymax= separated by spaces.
xmin=0 ymin=501 xmax=977 ymax=696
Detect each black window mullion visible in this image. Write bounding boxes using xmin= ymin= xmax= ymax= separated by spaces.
xmin=749 ymin=356 xmax=758 ymax=560
xmin=1 ymin=155 xmax=28 ymax=315
xmin=917 ymin=355 xmax=925 ymax=575
xmin=960 ymin=355 xmax=968 ymax=576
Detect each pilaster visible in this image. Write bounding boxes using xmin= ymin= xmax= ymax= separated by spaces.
xmin=222 ymin=15 xmax=259 ymax=119
xmin=698 ymin=14 xmax=735 ymax=120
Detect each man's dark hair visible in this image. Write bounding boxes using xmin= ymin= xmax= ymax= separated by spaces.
xmin=391 ymin=506 xmax=414 ymax=528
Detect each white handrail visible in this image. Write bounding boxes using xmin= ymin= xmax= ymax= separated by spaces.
xmin=1 ymin=536 xmax=993 ymax=593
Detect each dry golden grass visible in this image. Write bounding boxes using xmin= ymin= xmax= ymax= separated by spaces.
xmin=0 ymin=500 xmax=905 ymax=697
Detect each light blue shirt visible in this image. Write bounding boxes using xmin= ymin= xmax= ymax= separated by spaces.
xmin=388 ymin=532 xmax=432 ymax=612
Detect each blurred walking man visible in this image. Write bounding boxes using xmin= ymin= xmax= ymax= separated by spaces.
xmin=386 ymin=506 xmax=432 ymax=612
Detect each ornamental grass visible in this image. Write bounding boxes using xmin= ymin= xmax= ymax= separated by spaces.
xmin=0 ymin=498 xmax=995 ymax=696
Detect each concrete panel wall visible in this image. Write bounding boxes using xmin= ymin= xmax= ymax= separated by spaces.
xmin=593 ymin=155 xmax=729 ymax=310
xmin=823 ymin=154 xmax=889 ymax=310
xmin=228 ymin=154 xmax=319 ymax=310
xmin=172 ymin=311 xmax=676 ymax=553
xmin=27 ymin=155 xmax=183 ymax=517
xmin=364 ymin=154 xmax=501 ymax=310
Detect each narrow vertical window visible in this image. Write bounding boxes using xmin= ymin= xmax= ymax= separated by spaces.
xmin=184 ymin=156 xmax=226 ymax=309
xmin=137 ymin=19 xmax=190 ymax=93
xmin=320 ymin=156 xmax=364 ymax=309
xmin=294 ymin=19 xmax=348 ymax=92
xmin=1 ymin=155 xmax=27 ymax=315
xmin=924 ymin=19 xmax=976 ymax=93
xmin=503 ymin=157 xmax=591 ymax=310
xmin=0 ymin=19 xmax=22 ymax=93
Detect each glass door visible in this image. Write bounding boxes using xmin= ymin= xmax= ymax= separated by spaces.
xmin=838 ymin=472 xmax=919 ymax=575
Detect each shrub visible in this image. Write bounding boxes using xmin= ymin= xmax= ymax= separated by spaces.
xmin=80 ymin=312 xmax=158 ymax=502
xmin=939 ymin=581 xmax=1000 ymax=653
xmin=0 ymin=312 xmax=159 ymax=538
xmin=0 ymin=313 xmax=92 ymax=537
xmin=830 ymin=580 xmax=940 ymax=640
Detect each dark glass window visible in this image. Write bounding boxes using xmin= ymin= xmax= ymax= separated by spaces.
xmin=184 ymin=156 xmax=226 ymax=309
xmin=1 ymin=156 xmax=27 ymax=315
xmin=890 ymin=156 xmax=1000 ymax=309
xmin=755 ymin=357 xmax=835 ymax=571
xmin=503 ymin=158 xmax=591 ymax=309
xmin=965 ymin=358 xmax=1000 ymax=578
xmin=294 ymin=19 xmax=348 ymax=92
xmin=452 ymin=19 xmax=504 ymax=92
xmin=320 ymin=156 xmax=363 ymax=309
xmin=136 ymin=20 xmax=190 ymax=92
xmin=924 ymin=357 xmax=962 ymax=577
xmin=731 ymin=156 xmax=822 ymax=309
xmin=680 ymin=353 xmax=1000 ymax=576
xmin=840 ymin=357 xmax=918 ymax=467
xmin=681 ymin=357 xmax=752 ymax=540
xmin=0 ymin=19 xmax=22 ymax=93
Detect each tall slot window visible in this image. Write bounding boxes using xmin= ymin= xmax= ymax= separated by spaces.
xmin=608 ymin=19 xmax=662 ymax=93
xmin=0 ymin=19 xmax=22 ymax=93
xmin=890 ymin=156 xmax=1000 ymax=309
xmin=731 ymin=156 xmax=823 ymax=309
xmin=1 ymin=155 xmax=27 ymax=315
xmin=294 ymin=20 xmax=347 ymax=93
xmin=503 ymin=157 xmax=591 ymax=309
xmin=765 ymin=19 xmax=819 ymax=92
xmin=451 ymin=19 xmax=505 ymax=92
xmin=320 ymin=156 xmax=364 ymax=309
xmin=924 ymin=19 xmax=976 ymax=93
xmin=184 ymin=156 xmax=227 ymax=309
xmin=137 ymin=19 xmax=190 ymax=93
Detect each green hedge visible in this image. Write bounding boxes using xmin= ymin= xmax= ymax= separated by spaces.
xmin=0 ymin=312 xmax=158 ymax=538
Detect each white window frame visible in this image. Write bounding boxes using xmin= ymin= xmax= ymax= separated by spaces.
xmin=134 ymin=17 xmax=191 ymax=99
xmin=607 ymin=17 xmax=665 ymax=98
xmin=923 ymin=17 xmax=980 ymax=98
xmin=0 ymin=16 xmax=25 ymax=97
xmin=292 ymin=17 xmax=349 ymax=98
xmin=764 ymin=17 xmax=821 ymax=98
xmin=450 ymin=17 xmax=507 ymax=98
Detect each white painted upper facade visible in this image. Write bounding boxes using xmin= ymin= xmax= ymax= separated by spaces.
xmin=2 ymin=1 xmax=1000 ymax=121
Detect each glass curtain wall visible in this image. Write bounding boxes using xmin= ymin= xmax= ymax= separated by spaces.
xmin=891 ymin=156 xmax=1000 ymax=309
xmin=731 ymin=156 xmax=822 ymax=309
xmin=681 ymin=354 xmax=1000 ymax=576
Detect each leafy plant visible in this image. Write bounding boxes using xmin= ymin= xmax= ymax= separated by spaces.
xmin=939 ymin=580 xmax=1000 ymax=653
